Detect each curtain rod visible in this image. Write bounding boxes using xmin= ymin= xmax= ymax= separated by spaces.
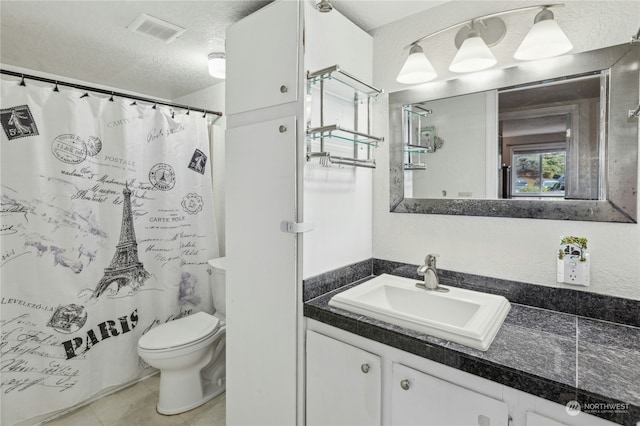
xmin=0 ymin=69 xmax=223 ymax=117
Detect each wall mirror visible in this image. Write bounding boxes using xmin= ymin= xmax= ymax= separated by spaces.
xmin=389 ymin=43 xmax=639 ymax=222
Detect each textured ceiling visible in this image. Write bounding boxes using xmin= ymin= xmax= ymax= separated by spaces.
xmin=0 ymin=0 xmax=445 ymax=100
xmin=330 ymin=0 xmax=447 ymax=33
xmin=0 ymin=1 xmax=272 ymax=99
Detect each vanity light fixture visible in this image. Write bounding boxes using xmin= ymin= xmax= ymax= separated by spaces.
xmin=449 ymin=18 xmax=504 ymax=73
xmin=315 ymin=0 xmax=333 ymax=13
xmin=513 ymin=8 xmax=573 ymax=60
xmin=396 ymin=4 xmax=572 ymax=84
xmin=396 ymin=44 xmax=438 ymax=84
xmin=208 ymin=53 xmax=226 ymax=79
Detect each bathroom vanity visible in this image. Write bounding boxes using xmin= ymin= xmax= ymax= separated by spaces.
xmin=304 ymin=260 xmax=640 ymax=426
xmin=306 ymin=326 xmax=512 ymax=426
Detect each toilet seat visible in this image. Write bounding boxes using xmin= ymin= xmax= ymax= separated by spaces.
xmin=139 ymin=312 xmax=220 ymax=352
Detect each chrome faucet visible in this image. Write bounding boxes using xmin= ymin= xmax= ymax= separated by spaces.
xmin=416 ymin=254 xmax=448 ymax=292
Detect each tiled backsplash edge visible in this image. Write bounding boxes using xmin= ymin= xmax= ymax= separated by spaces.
xmin=302 ymin=259 xmax=373 ymax=302
xmin=374 ymin=258 xmax=640 ymax=328
xmin=373 ymin=259 xmax=640 ymax=327
xmin=302 ymin=258 xmax=640 ymax=328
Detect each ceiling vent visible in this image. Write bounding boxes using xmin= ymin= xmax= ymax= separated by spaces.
xmin=128 ymin=13 xmax=185 ymax=44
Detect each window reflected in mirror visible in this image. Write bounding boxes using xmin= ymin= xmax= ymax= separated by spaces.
xmin=499 ymin=73 xmax=603 ymax=201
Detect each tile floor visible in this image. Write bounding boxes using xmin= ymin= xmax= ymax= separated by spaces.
xmin=45 ymin=374 xmax=225 ymax=426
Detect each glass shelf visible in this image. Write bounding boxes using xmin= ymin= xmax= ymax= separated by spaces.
xmin=405 ymin=162 xmax=427 ymax=170
xmin=403 ymin=105 xmax=432 ymax=118
xmin=307 ymin=65 xmax=383 ymax=99
xmin=307 ymin=125 xmax=383 ymax=147
xmin=307 ymin=152 xmax=376 ymax=169
xmin=405 ymin=143 xmax=433 ymax=154
xmin=306 ymin=65 xmax=383 ymax=168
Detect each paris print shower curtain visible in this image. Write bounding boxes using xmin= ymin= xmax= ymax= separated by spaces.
xmin=0 ymin=77 xmax=219 ymax=425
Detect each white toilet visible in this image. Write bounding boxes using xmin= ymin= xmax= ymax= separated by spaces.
xmin=138 ymin=258 xmax=227 ymax=415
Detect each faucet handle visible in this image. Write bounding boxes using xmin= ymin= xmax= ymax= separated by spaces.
xmin=425 ymin=254 xmax=439 ymax=267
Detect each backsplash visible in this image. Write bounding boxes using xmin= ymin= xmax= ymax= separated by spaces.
xmin=303 ymin=258 xmax=640 ymax=328
xmin=302 ymin=259 xmax=373 ymax=302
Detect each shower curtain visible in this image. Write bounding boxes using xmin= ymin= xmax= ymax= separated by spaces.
xmin=0 ymin=77 xmax=219 ymax=425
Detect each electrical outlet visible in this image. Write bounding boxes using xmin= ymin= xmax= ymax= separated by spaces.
xmin=558 ymin=254 xmax=590 ymax=286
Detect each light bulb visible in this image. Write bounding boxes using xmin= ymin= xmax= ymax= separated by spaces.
xmin=208 ymin=53 xmax=226 ymax=79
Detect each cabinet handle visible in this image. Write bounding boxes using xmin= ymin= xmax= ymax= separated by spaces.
xmin=280 ymin=85 xmax=288 ymax=93
xmin=279 ymin=125 xmax=287 ymax=133
xmin=360 ymin=364 xmax=370 ymax=374
xmin=400 ymin=379 xmax=410 ymax=390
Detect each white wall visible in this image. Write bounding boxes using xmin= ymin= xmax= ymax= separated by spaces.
xmin=173 ymin=83 xmax=226 ymax=256
xmin=303 ymin=1 xmax=374 ymax=278
xmin=371 ymin=1 xmax=640 ymax=300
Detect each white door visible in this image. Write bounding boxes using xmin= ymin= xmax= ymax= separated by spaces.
xmin=226 ymin=0 xmax=299 ymax=115
xmin=306 ymin=331 xmax=381 ymax=426
xmin=391 ymin=363 xmax=509 ymax=426
xmin=226 ymin=117 xmax=298 ymax=425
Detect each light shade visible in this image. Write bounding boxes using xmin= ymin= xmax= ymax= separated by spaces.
xmin=396 ymin=44 xmax=437 ymax=84
xmin=208 ymin=53 xmax=226 ymax=79
xmin=449 ymin=36 xmax=497 ymax=73
xmin=514 ymin=10 xmax=573 ymax=60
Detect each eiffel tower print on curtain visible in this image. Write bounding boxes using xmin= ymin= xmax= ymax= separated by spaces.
xmin=93 ymin=184 xmax=150 ymax=298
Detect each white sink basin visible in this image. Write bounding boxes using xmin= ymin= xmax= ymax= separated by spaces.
xmin=328 ymin=274 xmax=510 ymax=351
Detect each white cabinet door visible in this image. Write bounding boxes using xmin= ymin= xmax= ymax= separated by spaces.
xmin=520 ymin=396 xmax=619 ymax=426
xmin=226 ymin=117 xmax=298 ymax=425
xmin=391 ymin=363 xmax=509 ymax=426
xmin=526 ymin=411 xmax=568 ymax=426
xmin=226 ymin=0 xmax=299 ymax=115
xmin=306 ymin=330 xmax=381 ymax=426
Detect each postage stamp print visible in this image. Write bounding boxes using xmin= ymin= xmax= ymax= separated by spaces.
xmin=51 ymin=134 xmax=87 ymax=164
xmin=187 ymin=148 xmax=207 ymax=175
xmin=149 ymin=163 xmax=176 ymax=191
xmin=181 ymin=193 xmax=204 ymax=215
xmin=1 ymin=105 xmax=39 ymax=140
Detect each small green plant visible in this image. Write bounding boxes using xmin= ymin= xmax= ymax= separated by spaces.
xmin=560 ymin=236 xmax=588 ymax=262
xmin=561 ymin=236 xmax=587 ymax=250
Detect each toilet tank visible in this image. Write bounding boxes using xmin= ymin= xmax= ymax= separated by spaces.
xmin=207 ymin=257 xmax=226 ymax=317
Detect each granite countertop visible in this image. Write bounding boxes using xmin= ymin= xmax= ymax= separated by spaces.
xmin=304 ymin=274 xmax=640 ymax=426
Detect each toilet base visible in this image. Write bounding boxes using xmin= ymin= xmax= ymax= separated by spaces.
xmin=157 ymin=382 xmax=225 ymax=415
xmin=155 ymin=327 xmax=226 ymax=415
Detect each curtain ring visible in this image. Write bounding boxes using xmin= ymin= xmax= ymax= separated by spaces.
xmin=202 ymin=110 xmax=207 ymax=118
xmin=152 ymin=102 xmax=157 ymax=109
xmin=171 ymin=111 xmax=175 ymax=119
xmin=130 ymin=100 xmax=137 ymax=106
xmin=186 ymin=108 xmax=190 ymax=115
xmin=19 ymin=75 xmax=26 ymax=86
xmin=53 ymin=81 xmax=60 ymax=92
xmin=108 ymin=92 xmax=114 ymax=102
xmin=80 ymin=92 xmax=89 ymax=99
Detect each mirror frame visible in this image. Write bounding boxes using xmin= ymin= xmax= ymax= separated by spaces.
xmin=389 ymin=43 xmax=639 ymax=223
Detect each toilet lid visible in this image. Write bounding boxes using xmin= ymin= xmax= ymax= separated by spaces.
xmin=138 ymin=311 xmax=220 ymax=350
